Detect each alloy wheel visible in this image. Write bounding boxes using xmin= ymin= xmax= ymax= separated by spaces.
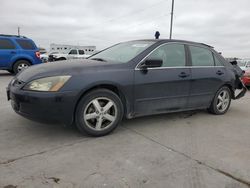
xmin=216 ymin=90 xmax=230 ymax=112
xmin=17 ymin=63 xmax=29 ymax=72
xmin=83 ymin=97 xmax=117 ymax=131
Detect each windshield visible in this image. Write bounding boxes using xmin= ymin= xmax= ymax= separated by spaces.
xmin=89 ymin=41 xmax=155 ymax=63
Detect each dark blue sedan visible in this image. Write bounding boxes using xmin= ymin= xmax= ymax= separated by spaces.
xmin=7 ymin=39 xmax=246 ymax=136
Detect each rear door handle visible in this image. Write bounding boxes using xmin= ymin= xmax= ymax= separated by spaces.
xmin=178 ymin=72 xmax=189 ymax=78
xmin=216 ymin=70 xmax=224 ymax=75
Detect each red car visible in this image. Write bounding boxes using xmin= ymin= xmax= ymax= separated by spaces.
xmin=242 ymin=69 xmax=250 ymax=88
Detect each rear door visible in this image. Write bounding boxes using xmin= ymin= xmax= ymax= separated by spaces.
xmin=134 ymin=43 xmax=191 ymax=116
xmin=0 ymin=38 xmax=16 ymax=68
xmin=187 ymin=45 xmax=226 ymax=108
xmin=15 ymin=39 xmax=37 ymax=62
xmin=78 ymin=50 xmax=86 ymax=59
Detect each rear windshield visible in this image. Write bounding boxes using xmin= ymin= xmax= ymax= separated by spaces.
xmin=16 ymin=39 xmax=36 ymax=50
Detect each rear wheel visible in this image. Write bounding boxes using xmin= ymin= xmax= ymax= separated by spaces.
xmin=208 ymin=86 xmax=231 ymax=115
xmin=75 ymin=89 xmax=124 ymax=136
xmin=13 ymin=60 xmax=31 ymax=74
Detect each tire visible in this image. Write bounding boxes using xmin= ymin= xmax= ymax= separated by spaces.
xmin=208 ymin=86 xmax=231 ymax=115
xmin=13 ymin=60 xmax=31 ymax=74
xmin=75 ymin=89 xmax=124 ymax=136
xmin=56 ymin=57 xmax=66 ymax=61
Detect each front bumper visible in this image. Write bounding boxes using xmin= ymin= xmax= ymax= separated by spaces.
xmin=7 ymin=85 xmax=78 ymax=125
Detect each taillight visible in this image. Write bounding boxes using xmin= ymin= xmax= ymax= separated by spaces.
xmin=35 ymin=51 xmax=41 ymax=59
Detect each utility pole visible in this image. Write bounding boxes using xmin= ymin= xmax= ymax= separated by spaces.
xmin=169 ymin=0 xmax=174 ymax=39
xmin=18 ymin=26 xmax=20 ymax=36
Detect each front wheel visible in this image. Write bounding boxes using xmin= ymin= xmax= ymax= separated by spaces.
xmin=208 ymin=86 xmax=231 ymax=115
xmin=75 ymin=89 xmax=124 ymax=136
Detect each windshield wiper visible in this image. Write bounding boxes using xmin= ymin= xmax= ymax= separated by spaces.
xmin=90 ymin=58 xmax=107 ymax=62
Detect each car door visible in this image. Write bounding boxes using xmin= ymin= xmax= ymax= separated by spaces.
xmin=134 ymin=43 xmax=191 ymax=116
xmin=78 ymin=50 xmax=86 ymax=59
xmin=0 ymin=38 xmax=16 ymax=68
xmin=187 ymin=45 xmax=227 ymax=108
xmin=67 ymin=49 xmax=78 ymax=60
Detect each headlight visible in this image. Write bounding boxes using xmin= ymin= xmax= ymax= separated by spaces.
xmin=23 ymin=75 xmax=71 ymax=92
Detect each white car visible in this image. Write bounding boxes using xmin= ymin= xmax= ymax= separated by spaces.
xmin=50 ymin=49 xmax=91 ymax=61
xmin=40 ymin=53 xmax=49 ymax=63
xmin=238 ymin=59 xmax=250 ymax=71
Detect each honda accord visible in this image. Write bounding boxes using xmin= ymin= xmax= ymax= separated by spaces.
xmin=7 ymin=39 xmax=246 ymax=136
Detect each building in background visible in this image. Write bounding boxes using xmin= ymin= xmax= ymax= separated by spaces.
xmin=50 ymin=43 xmax=96 ymax=55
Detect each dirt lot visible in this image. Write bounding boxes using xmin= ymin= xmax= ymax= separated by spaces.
xmin=0 ymin=70 xmax=250 ymax=188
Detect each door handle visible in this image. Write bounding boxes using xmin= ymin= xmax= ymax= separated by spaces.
xmin=178 ymin=72 xmax=189 ymax=78
xmin=216 ymin=70 xmax=224 ymax=75
xmin=10 ymin=51 xmax=16 ymax=54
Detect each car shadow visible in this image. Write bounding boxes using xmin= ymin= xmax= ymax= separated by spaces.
xmin=0 ymin=71 xmax=13 ymax=77
xmin=11 ymin=110 xmax=203 ymax=140
xmin=122 ymin=109 xmax=202 ymax=128
xmin=15 ymin=116 xmax=86 ymax=138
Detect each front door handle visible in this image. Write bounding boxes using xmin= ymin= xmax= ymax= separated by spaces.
xmin=10 ymin=51 xmax=16 ymax=54
xmin=179 ymin=72 xmax=189 ymax=78
xmin=216 ymin=70 xmax=224 ymax=75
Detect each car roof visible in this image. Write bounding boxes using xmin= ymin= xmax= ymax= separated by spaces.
xmin=130 ymin=39 xmax=213 ymax=48
xmin=0 ymin=34 xmax=29 ymax=40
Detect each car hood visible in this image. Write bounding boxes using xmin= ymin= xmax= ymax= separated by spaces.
xmin=16 ymin=59 xmax=120 ymax=82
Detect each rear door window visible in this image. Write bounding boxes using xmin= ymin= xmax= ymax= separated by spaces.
xmin=189 ymin=46 xmax=214 ymax=66
xmin=0 ymin=39 xmax=15 ymax=49
xmin=79 ymin=50 xmax=85 ymax=55
xmin=16 ymin=39 xmax=35 ymax=50
xmin=213 ymin=54 xmax=224 ymax=66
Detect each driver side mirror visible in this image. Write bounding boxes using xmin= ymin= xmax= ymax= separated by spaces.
xmin=139 ymin=59 xmax=163 ymax=69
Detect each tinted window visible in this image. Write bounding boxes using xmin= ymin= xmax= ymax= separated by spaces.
xmin=0 ymin=39 xmax=15 ymax=49
xmin=16 ymin=39 xmax=35 ymax=50
xmin=147 ymin=44 xmax=186 ymax=67
xmin=69 ymin=50 xmax=77 ymax=55
xmin=213 ymin=54 xmax=223 ymax=66
xmin=79 ymin=50 xmax=85 ymax=55
xmin=190 ymin=46 xmax=214 ymax=66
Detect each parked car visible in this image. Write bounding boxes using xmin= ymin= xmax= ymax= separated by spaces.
xmin=0 ymin=34 xmax=42 ymax=74
xmin=242 ymin=69 xmax=250 ymax=88
xmin=237 ymin=59 xmax=250 ymax=71
xmin=49 ymin=49 xmax=90 ymax=61
xmin=7 ymin=39 xmax=246 ymax=136
xmin=40 ymin=53 xmax=48 ymax=63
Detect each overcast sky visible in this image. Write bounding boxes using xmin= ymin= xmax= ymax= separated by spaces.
xmin=0 ymin=0 xmax=250 ymax=57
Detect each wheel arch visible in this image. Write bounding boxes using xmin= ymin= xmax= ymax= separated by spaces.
xmin=72 ymin=83 xmax=129 ymax=125
xmin=11 ymin=58 xmax=33 ymax=70
xmin=222 ymin=82 xmax=234 ymax=98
